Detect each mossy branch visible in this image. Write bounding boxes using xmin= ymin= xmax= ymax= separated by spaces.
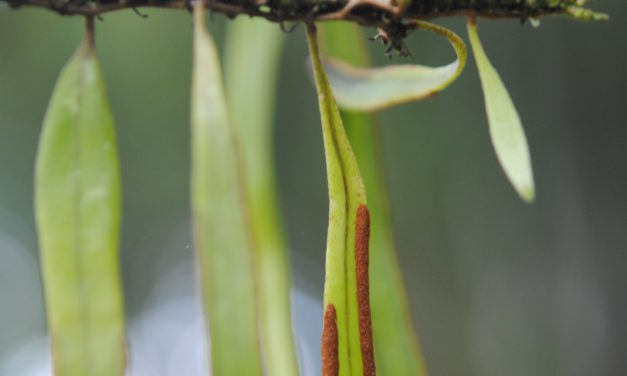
xmin=2 ymin=0 xmax=606 ymax=26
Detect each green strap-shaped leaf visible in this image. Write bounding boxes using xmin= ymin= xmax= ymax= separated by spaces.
xmin=35 ymin=29 xmax=126 ymax=376
xmin=322 ymin=21 xmax=466 ymax=112
xmin=223 ymin=18 xmax=299 ymax=376
xmin=307 ymin=24 xmax=375 ymax=376
xmin=467 ymin=18 xmax=535 ymax=202
xmin=320 ymin=21 xmax=429 ymax=376
xmin=190 ymin=7 xmax=263 ymax=375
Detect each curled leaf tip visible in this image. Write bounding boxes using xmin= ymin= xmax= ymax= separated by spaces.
xmin=318 ymin=20 xmax=466 ymax=112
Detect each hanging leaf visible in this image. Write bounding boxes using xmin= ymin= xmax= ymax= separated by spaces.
xmin=35 ymin=24 xmax=126 ymax=376
xmin=190 ymin=6 xmax=263 ymax=375
xmin=223 ymin=18 xmax=299 ymax=376
xmin=320 ymin=21 xmax=429 ymax=376
xmin=307 ymin=24 xmax=375 ymax=376
xmin=467 ymin=17 xmax=535 ymax=202
xmin=321 ymin=21 xmax=466 ymax=112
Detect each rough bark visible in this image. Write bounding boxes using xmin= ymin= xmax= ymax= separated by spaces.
xmin=2 ymin=0 xmax=606 ymax=26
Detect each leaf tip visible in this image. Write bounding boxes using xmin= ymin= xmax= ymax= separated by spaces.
xmin=519 ymin=184 xmax=536 ymax=203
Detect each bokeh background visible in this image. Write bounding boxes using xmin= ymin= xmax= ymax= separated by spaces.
xmin=0 ymin=1 xmax=625 ymax=375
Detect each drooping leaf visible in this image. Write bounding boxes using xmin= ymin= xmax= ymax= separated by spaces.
xmin=467 ymin=17 xmax=535 ymax=202
xmin=35 ymin=31 xmax=126 ymax=376
xmin=223 ymin=18 xmax=299 ymax=376
xmin=320 ymin=21 xmax=429 ymax=376
xmin=307 ymin=24 xmax=375 ymax=376
xmin=190 ymin=6 xmax=263 ymax=375
xmin=321 ymin=21 xmax=466 ymax=112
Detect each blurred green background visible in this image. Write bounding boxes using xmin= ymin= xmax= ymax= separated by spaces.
xmin=0 ymin=2 xmax=625 ymax=375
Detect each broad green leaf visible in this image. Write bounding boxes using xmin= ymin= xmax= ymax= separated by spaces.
xmin=322 ymin=21 xmax=466 ymax=112
xmin=307 ymin=25 xmax=374 ymax=376
xmin=467 ymin=18 xmax=535 ymax=202
xmin=223 ymin=18 xmax=299 ymax=376
xmin=320 ymin=21 xmax=429 ymax=376
xmin=190 ymin=7 xmax=263 ymax=375
xmin=35 ymin=33 xmax=126 ymax=376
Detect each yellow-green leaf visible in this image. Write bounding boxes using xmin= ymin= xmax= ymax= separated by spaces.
xmin=322 ymin=21 xmax=466 ymax=112
xmin=307 ymin=24 xmax=375 ymax=376
xmin=190 ymin=6 xmax=263 ymax=375
xmin=320 ymin=21 xmax=429 ymax=376
xmin=223 ymin=18 xmax=299 ymax=376
xmin=35 ymin=31 xmax=126 ymax=376
xmin=467 ymin=18 xmax=536 ymax=202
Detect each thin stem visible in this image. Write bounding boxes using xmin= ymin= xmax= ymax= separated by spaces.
xmin=85 ymin=16 xmax=95 ymax=48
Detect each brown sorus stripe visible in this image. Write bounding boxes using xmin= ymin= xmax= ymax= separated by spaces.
xmin=355 ymin=204 xmax=375 ymax=376
xmin=322 ymin=304 xmax=339 ymax=376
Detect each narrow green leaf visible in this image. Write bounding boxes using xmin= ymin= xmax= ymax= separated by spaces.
xmin=320 ymin=21 xmax=429 ymax=376
xmin=35 ymin=29 xmax=126 ymax=376
xmin=467 ymin=18 xmax=536 ymax=202
xmin=223 ymin=18 xmax=299 ymax=376
xmin=307 ymin=24 xmax=374 ymax=376
xmin=190 ymin=7 xmax=263 ymax=375
xmin=321 ymin=21 xmax=466 ymax=112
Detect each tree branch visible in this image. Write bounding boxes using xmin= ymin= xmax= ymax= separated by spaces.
xmin=2 ymin=0 xmax=606 ymax=27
